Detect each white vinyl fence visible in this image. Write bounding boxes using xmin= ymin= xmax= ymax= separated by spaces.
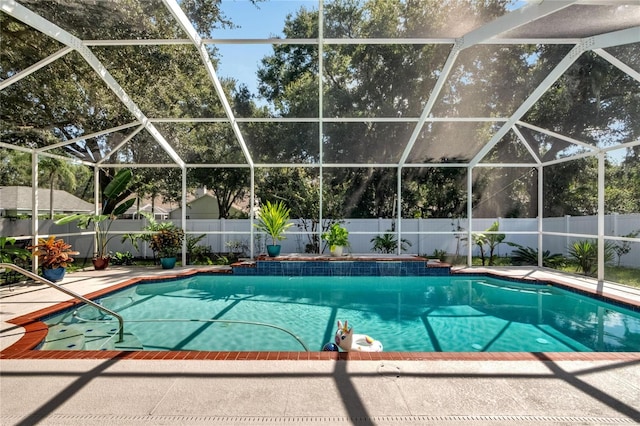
xmin=2 ymin=214 xmax=639 ymax=267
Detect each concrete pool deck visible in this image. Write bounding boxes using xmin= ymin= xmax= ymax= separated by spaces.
xmin=1 ymin=265 xmax=639 ymax=425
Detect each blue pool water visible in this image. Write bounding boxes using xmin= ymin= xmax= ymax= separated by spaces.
xmin=42 ymin=275 xmax=640 ymax=352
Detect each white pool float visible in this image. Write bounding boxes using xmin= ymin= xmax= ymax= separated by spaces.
xmin=335 ymin=320 xmax=383 ymax=352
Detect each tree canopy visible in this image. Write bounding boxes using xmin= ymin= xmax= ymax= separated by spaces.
xmin=1 ymin=0 xmax=638 ymax=222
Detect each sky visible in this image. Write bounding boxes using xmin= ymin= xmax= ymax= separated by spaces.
xmin=213 ymin=1 xmax=316 ymax=96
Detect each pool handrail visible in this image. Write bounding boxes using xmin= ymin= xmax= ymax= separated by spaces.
xmin=0 ymin=263 xmax=124 ymax=343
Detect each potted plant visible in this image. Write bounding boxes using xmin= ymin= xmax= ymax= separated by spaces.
xmin=253 ymin=200 xmax=293 ymax=257
xmin=322 ymin=223 xmax=349 ymax=257
xmin=149 ymin=225 xmax=185 ymax=269
xmin=56 ymin=169 xmax=135 ymax=270
xmin=28 ymin=236 xmax=79 ymax=282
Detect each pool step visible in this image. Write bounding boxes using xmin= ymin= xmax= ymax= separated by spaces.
xmin=41 ymin=324 xmax=86 ymax=350
xmin=83 ymin=324 xmax=143 ymax=351
xmin=41 ymin=323 xmax=143 ymax=351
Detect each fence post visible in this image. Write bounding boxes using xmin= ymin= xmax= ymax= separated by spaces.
xmin=565 ymin=215 xmax=571 ymax=255
xmin=220 ymin=218 xmax=226 ymax=253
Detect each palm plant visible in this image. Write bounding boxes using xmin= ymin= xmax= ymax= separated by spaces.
xmin=370 ymin=231 xmax=411 ymax=254
xmin=508 ymin=243 xmax=565 ymax=268
xmin=56 ymin=169 xmax=135 ymax=262
xmin=254 ymin=200 xmax=293 ymax=246
xmin=472 ymin=221 xmax=505 ymax=266
xmin=568 ymin=239 xmax=614 ymax=276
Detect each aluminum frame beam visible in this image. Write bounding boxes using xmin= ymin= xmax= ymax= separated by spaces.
xmin=0 ymin=46 xmax=73 ymax=90
xmin=398 ymin=0 xmax=577 ymax=167
xmin=0 ymin=0 xmax=185 ymax=168
xmin=161 ymin=0 xmax=254 ymax=168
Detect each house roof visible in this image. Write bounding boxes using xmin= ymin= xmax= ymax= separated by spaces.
xmin=0 ymin=186 xmax=94 ymax=213
xmin=124 ymin=203 xmax=169 ymax=216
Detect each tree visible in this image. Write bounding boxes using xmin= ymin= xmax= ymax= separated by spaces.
xmin=38 ymin=157 xmax=77 ymax=219
xmin=473 ymin=221 xmax=505 ymax=266
xmin=256 ymin=0 xmax=516 ymax=219
xmin=1 ymin=1 xmax=259 ymax=208
xmin=0 ymin=149 xmax=31 ymax=187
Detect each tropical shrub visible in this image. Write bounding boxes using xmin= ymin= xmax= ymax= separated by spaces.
xmin=111 ymin=251 xmax=135 ymax=266
xmin=472 ymin=221 xmax=505 ymax=266
xmin=55 ymin=169 xmax=135 ymax=260
xmin=0 ymin=237 xmax=31 ymax=264
xmin=149 ymin=226 xmax=185 ymax=258
xmin=568 ymin=239 xmax=614 ymax=276
xmin=323 ymin=223 xmax=350 ymax=249
xmin=508 ymin=243 xmax=566 ymax=268
xmin=28 ymin=236 xmax=79 ymax=269
xmin=254 ymin=200 xmax=293 ymax=246
xmin=370 ymin=231 xmax=411 ymax=253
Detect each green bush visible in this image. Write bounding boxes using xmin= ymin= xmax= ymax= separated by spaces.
xmin=508 ymin=243 xmax=565 ymax=268
xmin=568 ymin=239 xmax=614 ymax=276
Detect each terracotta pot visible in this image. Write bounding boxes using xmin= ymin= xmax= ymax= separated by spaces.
xmin=92 ymin=257 xmax=110 ymax=270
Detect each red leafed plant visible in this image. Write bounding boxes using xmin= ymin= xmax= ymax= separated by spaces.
xmin=29 ymin=236 xmax=80 ymax=269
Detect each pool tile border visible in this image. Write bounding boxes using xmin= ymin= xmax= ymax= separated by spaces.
xmin=2 ymin=267 xmax=640 ymax=361
xmin=3 ymin=348 xmax=639 ymax=361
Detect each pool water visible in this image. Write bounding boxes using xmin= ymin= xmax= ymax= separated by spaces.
xmin=42 ymin=275 xmax=640 ymax=352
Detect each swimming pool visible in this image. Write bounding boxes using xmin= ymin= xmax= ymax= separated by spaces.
xmin=38 ymin=274 xmax=640 ymax=353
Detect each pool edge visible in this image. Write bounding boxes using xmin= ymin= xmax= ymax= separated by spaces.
xmin=3 ymin=267 xmax=640 ymax=361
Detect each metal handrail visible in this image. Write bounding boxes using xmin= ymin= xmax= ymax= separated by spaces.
xmin=0 ymin=263 xmax=124 ymax=343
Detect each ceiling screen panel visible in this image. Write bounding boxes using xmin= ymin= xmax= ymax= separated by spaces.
xmin=91 ymin=45 xmax=226 ymax=119
xmin=523 ymin=51 xmax=640 ymax=150
xmin=239 ymin=122 xmax=320 ymax=163
xmin=499 ymin=4 xmax=640 ymax=39
xmin=323 ymin=0 xmax=519 ymax=38
xmin=514 ymin=124 xmax=593 ymax=163
xmin=109 ymin=130 xmax=177 ymax=165
xmin=0 ymin=50 xmax=138 ymax=153
xmin=0 ymin=14 xmax=65 ymax=80
xmin=153 ymin=122 xmax=247 ymax=166
xmin=407 ymin=121 xmax=500 ymax=164
xmin=432 ymin=44 xmax=573 ymax=118
xmin=213 ymin=43 xmax=319 ymax=119
xmin=322 ymin=44 xmax=450 ymax=118
xmin=480 ymin=132 xmax=538 ymax=164
xmin=604 ymin=43 xmax=640 ymax=74
xmin=235 ymin=44 xmax=319 ymax=119
xmin=16 ymin=0 xmax=187 ymax=40
xmin=323 ymin=122 xmax=412 ymax=164
xmin=215 ymin=1 xmax=318 ymax=39
xmin=61 ymin=126 xmax=142 ymax=164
